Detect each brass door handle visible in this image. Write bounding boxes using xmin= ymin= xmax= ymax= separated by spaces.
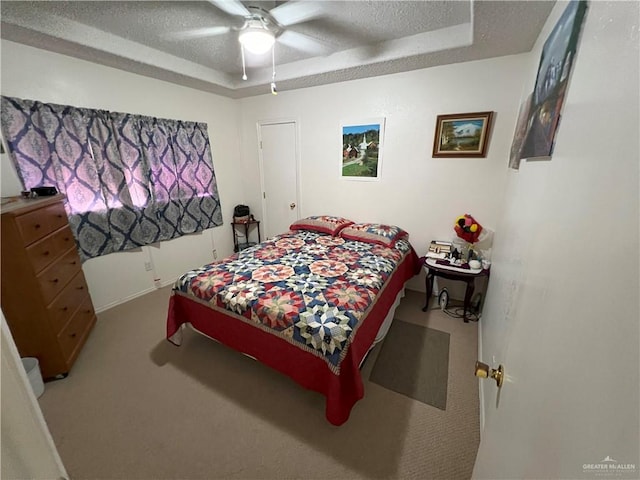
xmin=290 ymin=203 xmax=296 ymax=209
xmin=475 ymin=361 xmax=504 ymax=388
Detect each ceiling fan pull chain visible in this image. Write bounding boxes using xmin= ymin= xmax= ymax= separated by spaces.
xmin=271 ymin=45 xmax=278 ymax=95
xmin=241 ymin=44 xmax=247 ymax=81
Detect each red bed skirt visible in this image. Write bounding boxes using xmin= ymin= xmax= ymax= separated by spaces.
xmin=167 ymin=248 xmax=419 ymax=425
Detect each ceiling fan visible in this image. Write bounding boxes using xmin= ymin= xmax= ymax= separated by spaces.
xmin=170 ymin=0 xmax=331 ymax=91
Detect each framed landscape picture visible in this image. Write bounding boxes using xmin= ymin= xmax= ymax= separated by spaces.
xmin=341 ymin=118 xmax=385 ymax=180
xmin=432 ymin=111 xmax=494 ymax=158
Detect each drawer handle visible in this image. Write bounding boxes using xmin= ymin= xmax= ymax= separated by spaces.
xmin=57 ymin=214 xmax=64 ymax=218
xmin=77 ymin=286 xmax=84 ymax=290
xmin=70 ymin=333 xmax=77 ymax=338
xmin=86 ymin=309 xmax=92 ymax=314
xmin=43 ymin=250 xmax=50 ymax=256
xmin=71 ymin=261 xmax=77 ymax=265
xmin=62 ymin=306 xmax=68 ymax=312
xmin=35 ymin=224 xmax=41 ymax=229
xmin=51 ymin=278 xmax=59 ymax=283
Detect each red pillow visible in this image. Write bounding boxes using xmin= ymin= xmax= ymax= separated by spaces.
xmin=339 ymin=223 xmax=408 ymax=247
xmin=289 ymin=216 xmax=354 ymax=236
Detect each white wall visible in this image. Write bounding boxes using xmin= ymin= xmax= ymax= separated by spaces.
xmin=475 ymin=1 xmax=639 ymax=477
xmin=0 ymin=41 xmax=528 ymax=307
xmin=238 ymin=54 xmax=528 ymax=290
xmin=0 ymin=40 xmax=245 ymax=311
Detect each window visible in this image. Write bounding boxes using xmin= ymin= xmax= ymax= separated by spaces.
xmin=1 ymin=96 xmax=223 ymax=261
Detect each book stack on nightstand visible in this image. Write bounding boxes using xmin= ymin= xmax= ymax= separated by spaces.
xmin=426 ymin=240 xmax=452 ymax=260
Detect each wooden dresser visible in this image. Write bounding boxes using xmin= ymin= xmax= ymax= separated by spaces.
xmin=1 ymin=194 xmax=96 ymax=379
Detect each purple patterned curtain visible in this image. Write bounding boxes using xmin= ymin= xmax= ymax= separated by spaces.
xmin=0 ymin=96 xmax=222 ymax=261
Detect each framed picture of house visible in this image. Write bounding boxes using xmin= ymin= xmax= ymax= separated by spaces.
xmin=432 ymin=111 xmax=494 ymax=158
xmin=341 ymin=118 xmax=385 ymax=180
xmin=519 ymin=0 xmax=588 ymax=160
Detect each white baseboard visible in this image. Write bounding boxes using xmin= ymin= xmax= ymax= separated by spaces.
xmin=94 ymin=280 xmax=174 ymax=314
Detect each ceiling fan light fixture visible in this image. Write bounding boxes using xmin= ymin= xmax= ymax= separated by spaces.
xmin=239 ymin=24 xmax=275 ymax=55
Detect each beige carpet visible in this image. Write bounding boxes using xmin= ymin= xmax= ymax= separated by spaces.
xmin=38 ymin=288 xmax=480 ymax=480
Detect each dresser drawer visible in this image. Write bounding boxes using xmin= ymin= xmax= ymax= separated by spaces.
xmin=47 ymin=270 xmax=91 ymax=334
xmin=26 ymin=226 xmax=76 ymax=274
xmin=57 ymin=295 xmax=95 ymax=363
xmin=15 ymin=201 xmax=68 ymax=246
xmin=38 ymin=248 xmax=82 ymax=305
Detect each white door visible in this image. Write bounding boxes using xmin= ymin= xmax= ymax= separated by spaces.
xmin=258 ymin=121 xmax=299 ymax=239
xmin=2 ymin=314 xmax=68 ymax=480
xmin=473 ymin=2 xmax=639 ymax=478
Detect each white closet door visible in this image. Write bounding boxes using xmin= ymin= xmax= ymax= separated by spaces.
xmin=258 ymin=121 xmax=300 ymax=239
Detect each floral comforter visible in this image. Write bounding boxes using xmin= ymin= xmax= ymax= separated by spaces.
xmin=172 ymin=230 xmax=412 ymax=370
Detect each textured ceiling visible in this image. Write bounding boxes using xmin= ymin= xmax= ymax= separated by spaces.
xmin=0 ymin=1 xmax=555 ymax=98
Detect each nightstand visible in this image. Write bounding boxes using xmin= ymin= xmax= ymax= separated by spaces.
xmin=232 ymin=219 xmax=261 ymax=252
xmin=422 ymin=257 xmax=490 ymax=322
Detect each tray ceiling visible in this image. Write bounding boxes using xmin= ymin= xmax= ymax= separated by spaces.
xmin=1 ymin=1 xmax=555 ymax=98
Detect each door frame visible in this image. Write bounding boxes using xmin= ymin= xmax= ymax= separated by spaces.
xmin=256 ymin=118 xmax=302 ymax=238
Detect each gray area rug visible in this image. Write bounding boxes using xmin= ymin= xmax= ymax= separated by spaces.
xmin=370 ymin=319 xmax=450 ymax=410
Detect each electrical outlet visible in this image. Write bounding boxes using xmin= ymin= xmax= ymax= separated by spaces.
xmin=144 ymin=261 xmax=153 ymax=271
xmin=212 ymin=249 xmax=217 ymax=259
xmin=154 ymin=278 xmax=161 ymax=287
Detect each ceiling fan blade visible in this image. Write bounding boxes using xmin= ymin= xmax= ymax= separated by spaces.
xmin=269 ymin=1 xmax=324 ymax=26
xmin=208 ymin=0 xmax=251 ymax=17
xmin=278 ymin=30 xmax=333 ymax=56
xmin=166 ymin=26 xmax=231 ymax=41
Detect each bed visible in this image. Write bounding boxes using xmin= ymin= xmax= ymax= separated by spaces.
xmin=166 ymin=218 xmax=419 ymax=425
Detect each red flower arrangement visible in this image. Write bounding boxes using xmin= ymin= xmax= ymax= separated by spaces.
xmin=454 ymin=214 xmax=483 ymax=244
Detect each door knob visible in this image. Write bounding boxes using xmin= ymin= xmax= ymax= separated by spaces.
xmin=475 ymin=361 xmax=504 ymax=387
xmin=290 ymin=202 xmax=296 ymax=209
